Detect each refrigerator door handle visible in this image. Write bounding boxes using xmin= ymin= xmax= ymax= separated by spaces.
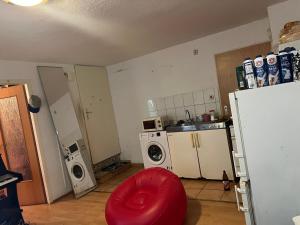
xmin=240 ymin=206 xmax=249 ymax=212
xmin=235 ymin=185 xmax=249 ymax=212
xmin=237 ymin=172 xmax=247 ymax=177
xmin=232 ymin=151 xmax=240 ymax=176
xmin=237 ymin=187 xmax=246 ymax=194
xmin=234 ymin=185 xmax=241 ymax=211
xmin=234 ymin=153 xmax=244 ymax=158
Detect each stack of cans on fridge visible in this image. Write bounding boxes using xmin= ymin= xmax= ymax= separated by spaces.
xmin=236 ymin=47 xmax=300 ymax=90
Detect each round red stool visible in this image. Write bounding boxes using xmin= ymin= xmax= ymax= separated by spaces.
xmin=105 ymin=167 xmax=187 ymax=225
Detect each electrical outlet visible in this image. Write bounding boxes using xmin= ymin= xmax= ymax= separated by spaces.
xmin=193 ymin=49 xmax=199 ymax=56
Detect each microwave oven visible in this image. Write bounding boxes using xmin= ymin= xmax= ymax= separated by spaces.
xmin=142 ymin=117 xmax=163 ymax=132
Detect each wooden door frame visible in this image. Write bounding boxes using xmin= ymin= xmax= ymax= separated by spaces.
xmin=0 ymin=79 xmax=48 ymax=203
xmin=215 ymin=42 xmax=271 ymax=116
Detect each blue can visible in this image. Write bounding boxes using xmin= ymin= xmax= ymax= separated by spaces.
xmin=279 ymin=50 xmax=293 ymax=83
xmin=254 ymin=55 xmax=268 ymax=87
xmin=266 ymin=52 xmax=281 ymax=85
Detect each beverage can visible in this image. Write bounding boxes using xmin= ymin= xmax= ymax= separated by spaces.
xmin=285 ymin=47 xmax=300 ymax=81
xmin=236 ymin=66 xmax=246 ymax=90
xmin=243 ymin=58 xmax=257 ymax=89
xmin=254 ymin=55 xmax=269 ymax=87
xmin=279 ymin=50 xmax=293 ymax=83
xmin=266 ymin=52 xmax=281 ymax=85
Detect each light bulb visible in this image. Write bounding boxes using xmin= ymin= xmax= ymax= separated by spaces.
xmin=5 ymin=0 xmax=46 ymax=6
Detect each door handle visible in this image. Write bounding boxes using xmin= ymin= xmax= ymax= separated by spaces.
xmin=85 ymin=109 xmax=93 ymax=119
xmin=191 ymin=133 xmax=195 ymax=148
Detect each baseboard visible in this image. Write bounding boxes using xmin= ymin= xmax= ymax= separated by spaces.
xmin=131 ymin=163 xmax=144 ymax=168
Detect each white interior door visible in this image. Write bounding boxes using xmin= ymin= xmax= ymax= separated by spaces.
xmin=196 ymin=129 xmax=234 ymax=180
xmin=167 ymin=132 xmax=201 ymax=178
xmin=75 ymin=65 xmax=120 ymax=164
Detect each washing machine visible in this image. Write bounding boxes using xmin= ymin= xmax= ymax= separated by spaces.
xmin=139 ymin=131 xmax=172 ymax=171
xmin=65 ymin=139 xmax=97 ymax=198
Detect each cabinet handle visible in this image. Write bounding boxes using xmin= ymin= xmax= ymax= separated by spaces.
xmin=191 ymin=133 xmax=195 ymax=148
xmin=196 ymin=133 xmax=200 ymax=148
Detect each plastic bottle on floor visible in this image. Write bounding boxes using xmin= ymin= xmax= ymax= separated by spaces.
xmin=222 ymin=170 xmax=230 ymax=191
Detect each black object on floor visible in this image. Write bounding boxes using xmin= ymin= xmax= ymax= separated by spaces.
xmin=0 ymin=154 xmax=25 ymax=225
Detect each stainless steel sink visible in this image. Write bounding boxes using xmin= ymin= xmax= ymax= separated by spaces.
xmin=166 ymin=120 xmax=228 ymax=133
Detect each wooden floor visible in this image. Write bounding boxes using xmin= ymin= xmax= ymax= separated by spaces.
xmin=22 ymin=166 xmax=246 ymax=225
xmin=95 ymin=166 xmax=239 ymax=203
xmin=23 ymin=192 xmax=245 ymax=225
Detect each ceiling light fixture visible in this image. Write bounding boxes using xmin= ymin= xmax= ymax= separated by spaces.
xmin=4 ymin=0 xmax=47 ymax=7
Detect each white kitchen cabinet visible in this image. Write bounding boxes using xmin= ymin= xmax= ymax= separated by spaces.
xmin=167 ymin=132 xmax=201 ymax=178
xmin=195 ymin=129 xmax=234 ymax=180
xmin=167 ymin=128 xmax=233 ymax=180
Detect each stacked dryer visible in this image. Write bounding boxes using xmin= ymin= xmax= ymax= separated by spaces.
xmin=65 ymin=139 xmax=96 ymax=197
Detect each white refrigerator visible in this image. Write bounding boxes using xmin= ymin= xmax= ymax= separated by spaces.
xmin=229 ymin=82 xmax=300 ymax=225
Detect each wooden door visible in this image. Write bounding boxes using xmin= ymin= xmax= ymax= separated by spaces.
xmin=167 ymin=132 xmax=201 ymax=178
xmin=195 ymin=130 xmax=233 ymax=180
xmin=0 ymin=85 xmax=46 ymax=205
xmin=75 ymin=65 xmax=120 ymax=165
xmin=215 ymin=42 xmax=271 ymax=115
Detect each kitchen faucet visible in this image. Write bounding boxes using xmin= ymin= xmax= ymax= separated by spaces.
xmin=185 ymin=109 xmax=192 ymax=123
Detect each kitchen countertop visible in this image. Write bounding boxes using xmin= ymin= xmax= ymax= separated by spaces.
xmin=165 ymin=119 xmax=232 ymax=133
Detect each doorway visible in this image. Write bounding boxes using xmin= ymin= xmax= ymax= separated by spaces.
xmin=0 ymin=85 xmax=46 ymax=206
xmin=215 ymin=42 xmax=271 ymax=115
xmin=74 ymin=65 xmax=120 ymax=165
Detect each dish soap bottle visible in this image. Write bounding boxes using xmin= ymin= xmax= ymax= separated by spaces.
xmin=222 ymin=170 xmax=230 ymax=191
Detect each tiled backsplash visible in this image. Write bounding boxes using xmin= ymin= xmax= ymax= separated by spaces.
xmin=147 ymin=87 xmax=221 ymax=123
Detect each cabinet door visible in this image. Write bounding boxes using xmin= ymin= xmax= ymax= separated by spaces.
xmin=167 ymin=132 xmax=201 ymax=178
xmin=196 ymin=129 xmax=234 ymax=180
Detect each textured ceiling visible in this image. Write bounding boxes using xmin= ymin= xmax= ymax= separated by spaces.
xmin=0 ymin=0 xmax=285 ymax=66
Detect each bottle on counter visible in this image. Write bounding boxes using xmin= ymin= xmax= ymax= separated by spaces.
xmin=222 ymin=170 xmax=230 ymax=191
xmin=243 ymin=58 xmax=257 ymax=89
xmin=209 ymin=110 xmax=216 ymax=121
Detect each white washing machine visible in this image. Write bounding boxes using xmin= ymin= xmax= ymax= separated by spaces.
xmin=65 ymin=139 xmax=97 ymax=198
xmin=139 ymin=131 xmax=172 ymax=171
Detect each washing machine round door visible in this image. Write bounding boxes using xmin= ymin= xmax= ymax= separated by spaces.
xmin=72 ymin=163 xmax=85 ymax=181
xmin=147 ymin=142 xmax=166 ymax=165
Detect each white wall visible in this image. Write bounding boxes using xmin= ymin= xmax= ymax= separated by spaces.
xmin=268 ymin=0 xmax=300 ymax=47
xmin=0 ymin=60 xmax=74 ymax=203
xmin=107 ymin=18 xmax=271 ymax=163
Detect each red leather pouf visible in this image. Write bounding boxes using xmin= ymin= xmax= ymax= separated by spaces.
xmin=105 ymin=167 xmax=187 ymax=225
